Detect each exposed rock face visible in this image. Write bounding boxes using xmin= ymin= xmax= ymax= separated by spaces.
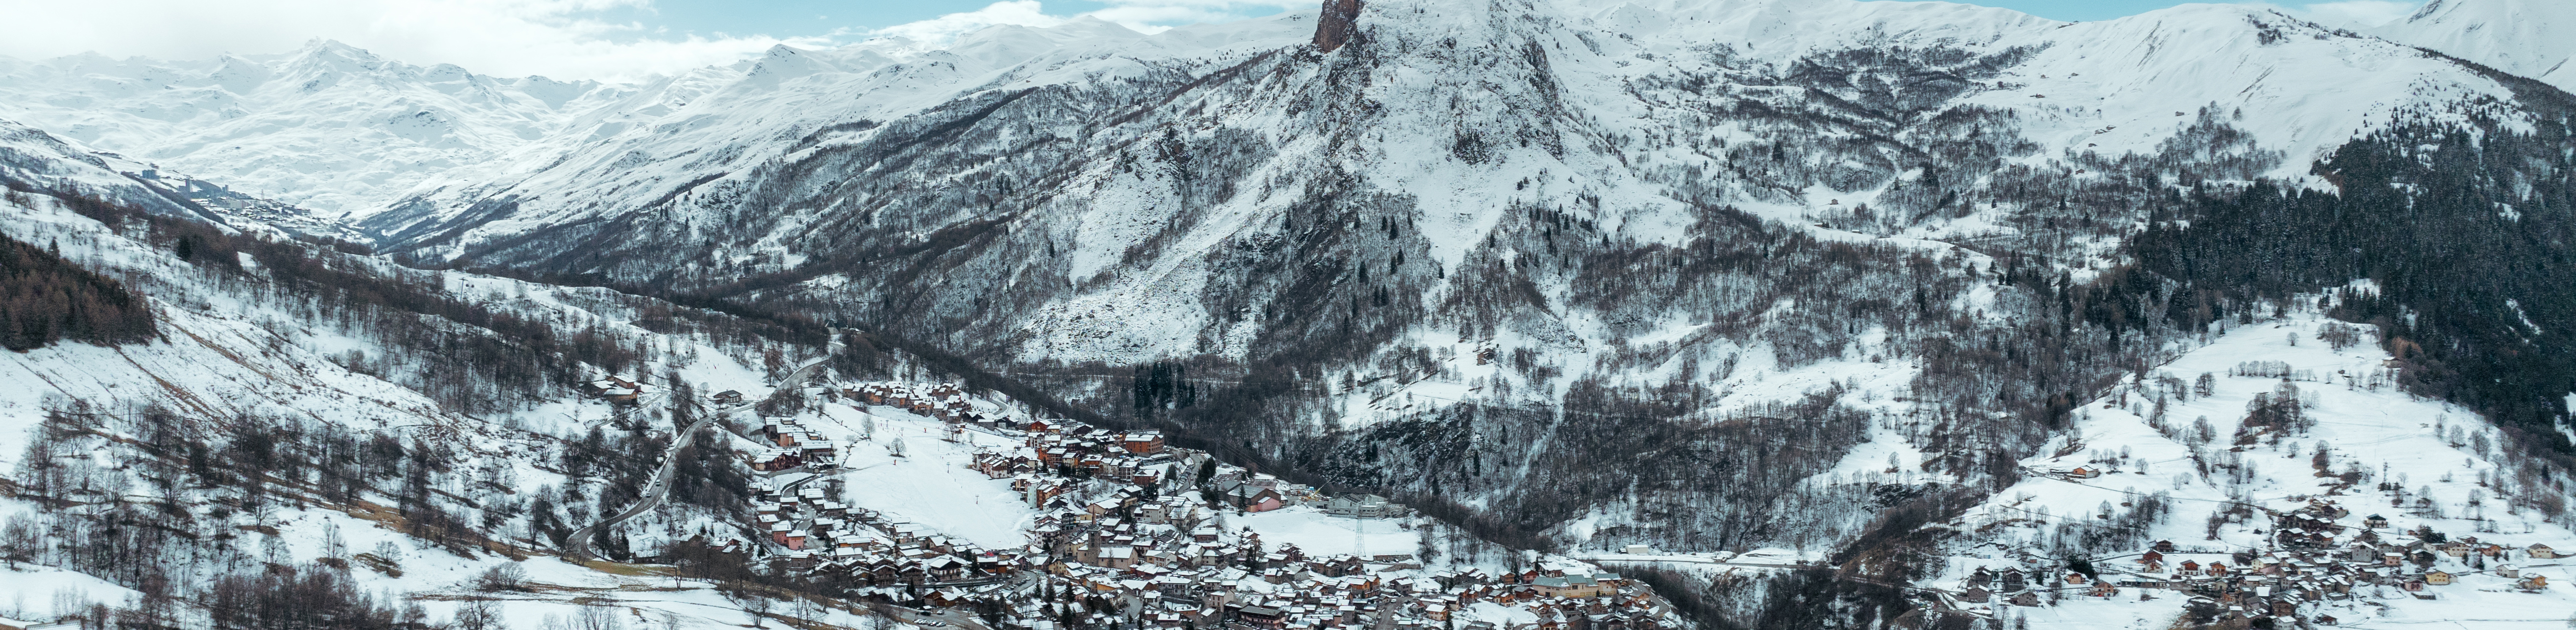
xmin=1315 ymin=0 xmax=1362 ymax=51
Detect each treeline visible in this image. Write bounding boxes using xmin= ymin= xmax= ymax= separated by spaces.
xmin=46 ymin=190 xmax=616 ymax=411
xmin=205 ymin=569 xmax=429 ymax=630
xmin=2130 ymin=117 xmax=2576 ymax=456
xmin=41 ymin=189 xmax=824 ymax=414
xmin=0 ymin=232 xmax=155 ymax=350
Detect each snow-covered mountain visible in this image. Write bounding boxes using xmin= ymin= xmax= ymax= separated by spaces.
xmin=8 ymin=0 xmax=2576 ymax=627
xmin=312 ymin=0 xmax=2576 ymax=561
xmin=348 ymin=0 xmax=2545 ymax=322
xmin=0 ymin=41 xmax=632 ymax=213
xmin=352 ymin=14 xmax=1300 ymax=254
xmin=2377 ymin=0 xmax=2576 ymax=92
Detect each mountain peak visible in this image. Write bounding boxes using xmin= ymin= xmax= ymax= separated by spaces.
xmin=742 ymin=43 xmax=833 ymax=84
xmin=296 ymin=38 xmax=377 ymax=59
xmin=282 ymin=38 xmax=394 ymax=80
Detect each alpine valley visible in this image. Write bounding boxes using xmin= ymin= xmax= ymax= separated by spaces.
xmin=5 ymin=0 xmax=2576 ymax=629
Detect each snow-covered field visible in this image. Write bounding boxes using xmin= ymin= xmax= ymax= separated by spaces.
xmin=1228 ymin=505 xmax=1427 ymax=559
xmin=0 ymin=563 xmax=141 ymax=622
xmin=802 ymin=403 xmax=1043 ymax=549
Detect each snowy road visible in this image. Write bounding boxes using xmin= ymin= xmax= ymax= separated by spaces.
xmin=567 ymin=345 xmax=840 ymax=561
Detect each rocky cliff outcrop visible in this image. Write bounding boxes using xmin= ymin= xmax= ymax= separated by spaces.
xmin=1315 ymin=0 xmax=1362 ymax=51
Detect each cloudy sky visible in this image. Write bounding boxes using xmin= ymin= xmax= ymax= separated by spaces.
xmin=0 ymin=0 xmax=2427 ymax=82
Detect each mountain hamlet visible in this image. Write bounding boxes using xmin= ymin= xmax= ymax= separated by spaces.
xmin=4 ymin=0 xmax=2576 ymax=628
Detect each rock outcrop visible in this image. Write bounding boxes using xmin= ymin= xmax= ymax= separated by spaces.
xmin=1315 ymin=0 xmax=1362 ymax=52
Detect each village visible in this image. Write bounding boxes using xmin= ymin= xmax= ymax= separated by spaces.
xmin=575 ymin=378 xmax=1691 ymax=630
xmin=1935 ymin=484 xmax=2565 ymax=626
xmin=560 ymin=315 xmax=2576 ymax=630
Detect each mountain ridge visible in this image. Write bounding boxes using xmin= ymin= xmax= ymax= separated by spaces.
xmin=0 ymin=39 xmax=634 ymax=214
xmin=5 ymin=1 xmax=2576 ymax=628
xmin=2377 ymin=0 xmax=2576 ymax=93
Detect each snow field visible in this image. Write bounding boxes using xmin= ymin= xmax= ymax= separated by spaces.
xmin=802 ymin=403 xmax=1043 ymax=549
xmin=1227 ymin=505 xmax=1428 ymax=559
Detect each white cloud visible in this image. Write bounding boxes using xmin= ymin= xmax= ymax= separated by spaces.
xmin=857 ymin=0 xmax=1298 ymax=45
xmin=1079 ymin=0 xmax=1305 ymax=35
xmin=869 ymin=1 xmax=1070 ymax=44
xmin=0 ymin=0 xmax=1300 ymax=83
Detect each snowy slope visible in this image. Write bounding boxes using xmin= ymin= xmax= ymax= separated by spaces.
xmin=0 ymin=41 xmax=631 ymax=213
xmin=0 ymin=117 xmax=205 ymax=218
xmin=352 ymin=14 xmax=1305 ymax=252
xmin=2377 ymin=0 xmax=2576 ymax=93
xmin=1939 ymin=299 xmax=2576 ymax=628
xmin=0 ymin=134 xmax=882 ymax=629
xmin=1976 ymin=307 xmax=2555 ymax=551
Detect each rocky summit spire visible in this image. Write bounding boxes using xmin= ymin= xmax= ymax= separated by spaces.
xmin=1314 ymin=0 xmax=1362 ymax=52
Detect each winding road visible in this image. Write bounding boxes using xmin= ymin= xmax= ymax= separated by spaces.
xmin=566 ymin=346 xmax=840 ymax=561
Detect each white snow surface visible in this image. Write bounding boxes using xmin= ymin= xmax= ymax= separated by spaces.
xmin=1941 ymin=302 xmax=2576 ymax=628
xmin=1975 ymin=307 xmax=2558 ymax=549
xmin=1230 ymin=505 xmax=1429 ymax=559
xmin=0 ymin=41 xmax=633 ymax=213
xmin=0 ymin=155 xmax=861 ymax=629
xmin=804 ymin=403 xmax=1044 ymax=549
xmin=2377 ymin=0 xmax=2576 ymax=93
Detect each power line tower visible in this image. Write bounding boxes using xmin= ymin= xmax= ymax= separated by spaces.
xmin=1354 ymin=508 xmax=1367 ymax=559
